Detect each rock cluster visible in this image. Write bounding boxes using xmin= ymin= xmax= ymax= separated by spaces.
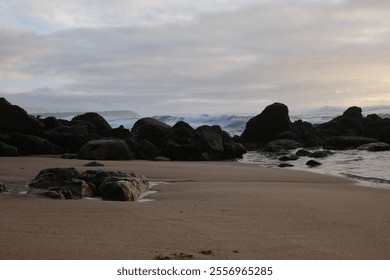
xmin=240 ymin=102 xmax=390 ymax=150
xmin=27 ymin=167 xmax=149 ymax=201
xmin=2 ymin=97 xmax=390 ymax=163
xmin=239 ymin=102 xmax=390 ymax=166
xmin=0 ymin=98 xmax=246 ymax=161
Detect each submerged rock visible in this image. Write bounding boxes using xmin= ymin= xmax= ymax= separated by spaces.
xmin=306 ymin=160 xmax=322 ymax=167
xmin=357 ymin=142 xmax=390 ymax=152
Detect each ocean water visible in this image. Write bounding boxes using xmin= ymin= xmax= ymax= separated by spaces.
xmin=59 ymin=106 xmax=390 ymax=189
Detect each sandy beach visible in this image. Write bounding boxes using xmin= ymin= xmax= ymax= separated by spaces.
xmin=0 ymin=156 xmax=390 ymax=260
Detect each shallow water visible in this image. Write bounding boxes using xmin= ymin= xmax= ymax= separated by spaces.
xmin=239 ymin=149 xmax=390 ymax=190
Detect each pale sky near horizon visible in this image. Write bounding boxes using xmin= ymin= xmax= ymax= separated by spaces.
xmin=1 ymin=0 xmax=390 ymax=115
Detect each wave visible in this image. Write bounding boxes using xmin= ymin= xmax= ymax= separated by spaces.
xmin=151 ymin=114 xmax=251 ymax=135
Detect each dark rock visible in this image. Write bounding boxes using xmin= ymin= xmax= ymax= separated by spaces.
xmin=377 ymin=127 xmax=390 ymax=144
xmin=61 ymin=154 xmax=77 ymax=159
xmin=0 ymin=182 xmax=6 ymax=193
xmin=324 ymin=136 xmax=377 ymax=150
xmin=28 ymin=168 xmax=80 ymax=190
xmin=163 ymin=122 xmax=203 ymax=161
xmin=6 ymin=133 xmax=63 ymax=155
xmin=221 ymin=132 xmax=246 ymax=159
xmin=0 ymin=97 xmax=44 ymax=135
xmin=317 ymin=106 xmax=364 ymax=137
xmin=77 ymin=139 xmax=132 ymax=160
xmin=134 ymin=139 xmax=161 ymax=160
xmin=0 ymin=141 xmax=19 ymax=156
xmin=342 ymin=106 xmax=363 ymax=118
xmin=104 ymin=127 xmax=132 ymax=139
xmin=306 ymin=160 xmax=322 ymax=167
xmin=309 ymin=150 xmax=334 ymax=158
xmin=131 ymin=117 xmax=171 ymax=147
xmin=296 ymin=149 xmax=313 ymax=157
xmin=154 ymin=156 xmax=171 ymax=161
xmin=28 ymin=168 xmax=149 ymax=201
xmin=279 ymin=154 xmax=299 ymax=161
xmin=60 ymin=178 xmax=94 ymax=198
xmin=357 ymin=142 xmax=390 ymax=152
xmin=278 ymin=163 xmax=294 ymax=168
xmin=275 ymin=130 xmax=299 ymax=141
xmin=291 ymin=120 xmax=323 ymax=147
xmin=196 ymin=125 xmax=224 ymax=160
xmin=241 ymin=103 xmax=291 ymax=143
xmin=72 ymin=112 xmax=112 ymax=131
xmin=84 ymin=161 xmax=105 ymax=167
xmin=44 ymin=125 xmax=101 ymax=153
xmin=263 ymin=139 xmax=301 ymax=152
xmin=40 ymin=116 xmax=62 ymax=130
xmin=87 ymin=171 xmax=149 ymax=201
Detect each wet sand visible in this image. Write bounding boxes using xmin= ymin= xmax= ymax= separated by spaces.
xmin=0 ymin=156 xmax=390 ymax=259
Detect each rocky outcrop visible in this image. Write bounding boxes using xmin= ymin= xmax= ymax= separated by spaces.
xmin=28 ymin=167 xmax=80 ymax=189
xmin=241 ymin=103 xmax=291 ymax=143
xmin=0 ymin=98 xmax=245 ymax=161
xmin=306 ymin=160 xmax=322 ymax=167
xmin=324 ymin=136 xmax=377 ymax=150
xmin=0 ymin=141 xmax=19 ymax=156
xmin=0 ymin=97 xmax=44 ymax=135
xmin=79 ymin=170 xmax=149 ymax=201
xmin=196 ymin=125 xmax=224 ymax=160
xmin=72 ymin=112 xmax=112 ymax=131
xmin=77 ymin=139 xmax=133 ymax=160
xmin=28 ymin=168 xmax=149 ymax=201
xmin=131 ymin=117 xmax=172 ymax=147
xmin=5 ymin=133 xmax=63 ymax=155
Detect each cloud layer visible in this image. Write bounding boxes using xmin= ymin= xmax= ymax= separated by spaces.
xmin=1 ymin=0 xmax=390 ymax=115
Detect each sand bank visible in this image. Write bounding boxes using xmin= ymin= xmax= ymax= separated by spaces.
xmin=0 ymin=157 xmax=389 ymax=259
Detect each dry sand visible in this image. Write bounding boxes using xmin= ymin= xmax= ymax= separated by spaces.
xmin=0 ymin=156 xmax=390 ymax=260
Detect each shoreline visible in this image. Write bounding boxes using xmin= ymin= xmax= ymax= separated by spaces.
xmin=1 ymin=156 xmax=390 ymax=259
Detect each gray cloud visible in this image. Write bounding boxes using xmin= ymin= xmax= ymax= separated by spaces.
xmin=1 ymin=0 xmax=390 ymax=115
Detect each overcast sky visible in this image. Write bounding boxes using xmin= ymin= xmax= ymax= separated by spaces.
xmin=1 ymin=0 xmax=390 ymax=115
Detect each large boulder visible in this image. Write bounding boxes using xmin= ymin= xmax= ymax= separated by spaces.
xmin=28 ymin=168 xmax=149 ymax=201
xmin=77 ymin=139 xmax=132 ymax=160
xmin=79 ymin=170 xmax=149 ymax=201
xmin=39 ymin=116 xmax=62 ymax=130
xmin=317 ymin=106 xmax=364 ymax=137
xmin=222 ymin=131 xmax=247 ymax=159
xmin=0 ymin=141 xmax=19 ymax=156
xmin=43 ymin=125 xmax=101 ymax=153
xmin=28 ymin=168 xmax=80 ymax=190
xmin=131 ymin=117 xmax=172 ymax=147
xmin=196 ymin=125 xmax=224 ymax=160
xmin=162 ymin=121 xmax=203 ymax=161
xmin=5 ymin=133 xmax=63 ymax=155
xmin=241 ymin=103 xmax=291 ymax=143
xmin=100 ymin=175 xmax=149 ymax=201
xmin=343 ymin=106 xmax=363 ymax=118
xmin=71 ymin=112 xmax=112 ymax=131
xmin=133 ymin=139 xmax=161 ymax=160
xmin=0 ymin=97 xmax=44 ymax=135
